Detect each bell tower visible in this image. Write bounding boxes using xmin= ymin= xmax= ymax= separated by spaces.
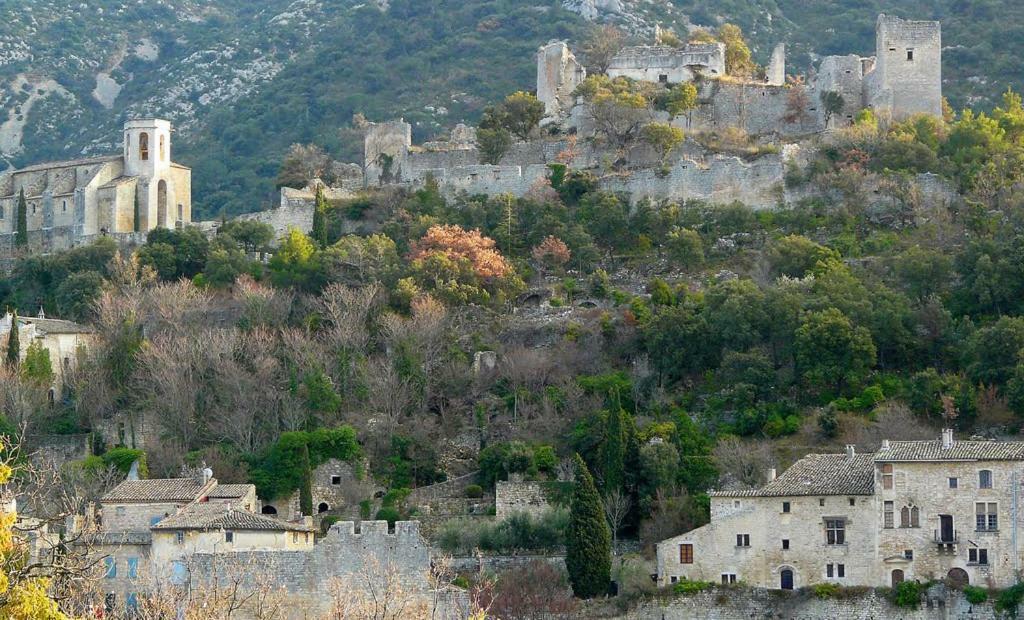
xmin=123 ymin=119 xmax=172 ymax=179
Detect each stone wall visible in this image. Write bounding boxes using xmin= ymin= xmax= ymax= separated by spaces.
xmin=495 ymin=476 xmax=552 ymax=520
xmin=868 ymin=14 xmax=942 ymax=120
xmin=449 ymin=553 xmax=564 ymax=575
xmin=685 ymin=81 xmax=823 ymax=137
xmin=537 ymin=42 xmax=586 ymax=119
xmin=184 ymin=520 xmax=468 ymax=619
xmin=30 ymin=434 xmax=91 ymax=467
xmin=613 ymin=585 xmax=1000 ymax=620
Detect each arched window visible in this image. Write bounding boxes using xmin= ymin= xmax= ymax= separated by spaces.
xmin=159 ymin=134 xmax=166 ymax=161
xmin=317 ymin=502 xmax=329 ymax=514
xmin=900 ymin=506 xmax=910 ymax=528
xmin=261 ymin=505 xmax=277 ymax=515
xmin=979 ymin=470 xmax=992 ymax=489
xmin=139 ymin=132 xmax=150 ymax=161
xmin=910 ymin=506 xmax=920 ymax=528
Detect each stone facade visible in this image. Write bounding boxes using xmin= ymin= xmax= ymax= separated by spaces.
xmin=658 ymin=431 xmax=1024 ymax=591
xmin=0 ymin=312 xmax=94 ymax=400
xmin=0 ymin=119 xmax=191 ymax=259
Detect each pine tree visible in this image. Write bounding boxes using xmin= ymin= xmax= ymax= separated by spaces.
xmin=5 ymin=311 xmax=19 ymax=368
xmin=566 ymin=454 xmax=611 ymax=598
xmin=602 ymin=409 xmax=626 ymax=491
xmin=15 ymin=189 xmax=28 ymax=247
xmin=311 ymin=186 xmax=328 ymax=248
xmin=299 ymin=443 xmax=314 ymax=516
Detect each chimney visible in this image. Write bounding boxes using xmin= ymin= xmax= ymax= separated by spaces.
xmin=767 ymin=468 xmax=777 ymax=483
xmin=880 ymin=439 xmax=890 ymax=451
xmin=941 ymin=428 xmax=954 ymax=450
xmin=845 ymin=445 xmax=856 ymax=459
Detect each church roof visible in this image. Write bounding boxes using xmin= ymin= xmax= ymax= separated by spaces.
xmin=709 ymin=453 xmax=876 ymax=497
xmin=20 ymin=316 xmax=93 ymax=335
xmin=98 ymin=176 xmax=137 ymax=190
xmin=12 ymin=155 xmax=121 ymax=175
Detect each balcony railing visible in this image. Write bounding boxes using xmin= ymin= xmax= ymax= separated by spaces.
xmin=934 ymin=529 xmax=958 ymax=544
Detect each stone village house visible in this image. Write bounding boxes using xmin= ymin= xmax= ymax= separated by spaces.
xmin=658 ymin=430 xmax=1024 ymax=590
xmin=75 ymin=468 xmax=458 ymax=618
xmin=0 ymin=310 xmax=94 ymax=401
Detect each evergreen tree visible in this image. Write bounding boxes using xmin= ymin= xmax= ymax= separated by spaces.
xmin=311 ymin=186 xmax=329 ymax=248
xmin=602 ymin=409 xmax=626 ymax=491
xmin=5 ymin=311 xmax=19 ymax=368
xmin=566 ymin=454 xmax=611 ymax=598
xmin=15 ymin=189 xmax=28 ymax=247
xmin=133 ymin=191 xmax=141 ymax=233
xmin=22 ymin=340 xmax=53 ymax=386
xmin=299 ymin=443 xmax=314 ymax=516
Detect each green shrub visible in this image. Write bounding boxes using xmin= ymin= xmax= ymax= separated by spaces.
xmin=673 ymin=580 xmax=712 ymax=596
xmin=997 ymin=582 xmax=1024 ymax=616
xmin=964 ymin=585 xmax=988 ymax=605
xmin=813 ymin=583 xmax=841 ymax=599
xmin=359 ymin=499 xmax=372 ymax=519
xmin=100 ymin=447 xmax=148 ymax=476
xmin=465 ymin=484 xmax=483 ymax=498
xmin=452 ymin=575 xmax=471 ymax=589
xmin=435 ymin=509 xmax=569 ymax=555
xmin=892 ymin=580 xmax=925 ymax=609
xmin=375 ymin=507 xmax=401 ymax=526
xmin=249 ymin=426 xmax=361 ymax=500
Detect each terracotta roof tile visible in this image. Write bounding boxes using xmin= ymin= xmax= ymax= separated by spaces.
xmin=875 ymin=440 xmax=1024 ymax=462
xmin=152 ymin=504 xmax=312 ymax=532
xmin=710 ymin=453 xmax=875 ymax=497
xmin=102 ymin=478 xmax=208 ymax=503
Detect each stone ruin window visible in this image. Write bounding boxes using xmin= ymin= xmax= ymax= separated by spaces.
xmin=318 ymin=502 xmax=329 ymax=514
xmin=907 ymin=49 xmax=915 ymax=62
xmin=31 ymin=203 xmax=36 ymax=215
xmin=659 ymin=74 xmax=669 ymax=83
xmin=140 ymin=132 xmax=150 ymax=161
xmin=0 ymin=206 xmax=4 ymax=219
xmin=62 ymin=200 xmax=66 ymax=212
xmin=331 ymin=475 xmax=341 ymax=485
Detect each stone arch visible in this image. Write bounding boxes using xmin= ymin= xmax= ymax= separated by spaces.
xmin=947 ymin=567 xmax=969 ymax=589
xmin=261 ymin=505 xmax=278 ymax=515
xmin=139 ymin=132 xmax=150 ymax=161
xmin=891 ymin=569 xmax=904 ymax=587
xmin=157 ymin=180 xmax=168 ymax=228
xmin=317 ymin=502 xmax=329 ymax=514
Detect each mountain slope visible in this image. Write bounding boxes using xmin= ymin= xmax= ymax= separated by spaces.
xmin=1 ymin=0 xmax=1023 ymax=219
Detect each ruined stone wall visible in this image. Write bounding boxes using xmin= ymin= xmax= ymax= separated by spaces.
xmin=495 ymin=478 xmax=552 ymax=520
xmin=685 ymin=82 xmax=823 ymax=137
xmin=537 ymin=42 xmax=585 ymax=119
xmin=608 ymin=44 xmax=726 ymax=83
xmin=364 ymin=120 xmax=412 ymax=186
xmin=818 ymin=55 xmax=868 ymax=127
xmin=606 ymin=154 xmax=785 ymax=209
xmin=616 ymin=586 xmax=999 ymax=620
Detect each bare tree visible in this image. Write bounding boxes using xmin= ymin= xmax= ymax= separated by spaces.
xmin=602 ymin=488 xmax=632 ymax=553
xmin=580 ymin=25 xmax=626 ymax=74
xmin=713 ymin=437 xmax=775 ymax=489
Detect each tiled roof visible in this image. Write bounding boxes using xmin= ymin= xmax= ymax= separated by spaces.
xmin=21 ymin=317 xmax=94 ymax=335
xmin=207 ymin=484 xmax=254 ymax=499
xmin=875 ymin=440 xmax=1024 ymax=462
xmin=102 ymin=478 xmax=209 ymax=503
xmin=12 ymin=155 xmax=121 ymax=175
xmin=710 ymin=453 xmax=875 ymax=498
xmin=152 ymin=504 xmax=312 ymax=532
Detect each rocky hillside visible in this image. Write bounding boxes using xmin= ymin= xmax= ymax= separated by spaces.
xmin=1 ymin=0 xmax=1022 ymax=217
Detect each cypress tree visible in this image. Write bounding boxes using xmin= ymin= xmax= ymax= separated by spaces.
xmin=311 ymin=186 xmax=328 ymax=248
xmin=15 ymin=189 xmax=28 ymax=247
xmin=133 ymin=191 xmax=141 ymax=233
xmin=602 ymin=409 xmax=626 ymax=491
xmin=566 ymin=454 xmax=611 ymax=598
xmin=298 ymin=443 xmax=314 ymax=516
xmin=5 ymin=311 xmax=19 ymax=368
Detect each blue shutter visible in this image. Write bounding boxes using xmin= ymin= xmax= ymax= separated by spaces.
xmin=104 ymin=557 xmax=116 ymax=579
xmin=171 ymin=560 xmax=187 ymax=585
xmin=126 ymin=592 xmax=138 ymax=611
xmin=127 ymin=557 xmax=139 ymax=579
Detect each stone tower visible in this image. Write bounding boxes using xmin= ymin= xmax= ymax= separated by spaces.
xmin=867 ymin=14 xmax=942 ymax=119
xmin=536 ymin=42 xmax=586 ymax=120
xmin=123 ymin=119 xmax=177 ymax=229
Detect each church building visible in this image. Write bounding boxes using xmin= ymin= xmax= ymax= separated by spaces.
xmin=0 ymin=119 xmax=191 ymax=257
